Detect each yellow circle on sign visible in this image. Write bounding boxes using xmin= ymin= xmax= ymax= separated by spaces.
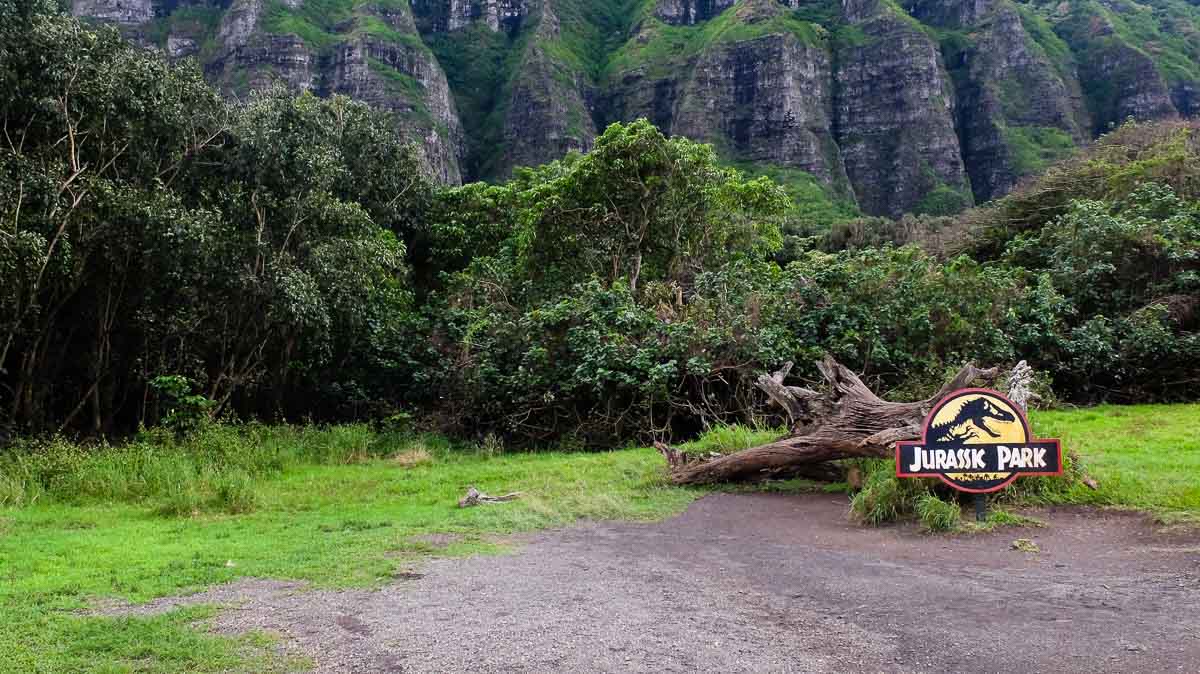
xmin=929 ymin=392 xmax=1028 ymax=484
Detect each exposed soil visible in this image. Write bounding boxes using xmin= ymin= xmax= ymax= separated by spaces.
xmin=102 ymin=494 xmax=1200 ymax=673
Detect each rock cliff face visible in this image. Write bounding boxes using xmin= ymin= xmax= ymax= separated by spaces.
xmin=673 ymin=33 xmax=851 ymax=198
xmin=655 ymin=0 xmax=739 ymax=25
xmin=75 ymin=0 xmax=1200 ymax=214
xmin=411 ymin=0 xmax=530 ymax=33
xmin=322 ymin=34 xmax=466 ymax=183
xmin=72 ymin=0 xmax=152 ymax=25
xmin=833 ymin=0 xmax=972 ymax=216
xmin=90 ymin=0 xmax=465 ymax=183
xmin=1046 ymin=0 xmax=1186 ymax=135
xmin=906 ymin=0 xmax=1089 ymax=201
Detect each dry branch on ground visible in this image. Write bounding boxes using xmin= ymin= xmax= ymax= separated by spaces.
xmin=656 ymin=356 xmax=1000 ymax=485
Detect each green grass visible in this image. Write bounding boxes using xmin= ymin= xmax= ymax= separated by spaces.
xmin=1029 ymin=404 xmax=1200 ymax=512
xmin=673 ymin=423 xmax=783 ymax=455
xmin=915 ymin=492 xmax=960 ymax=532
xmin=262 ymin=0 xmax=429 ymax=52
xmin=3 ymin=405 xmax=1199 ymax=669
xmin=0 ymin=425 xmax=703 ymax=672
xmin=605 ymin=3 xmax=828 ymax=79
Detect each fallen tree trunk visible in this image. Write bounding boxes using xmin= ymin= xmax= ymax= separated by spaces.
xmin=656 ymin=355 xmax=999 ymax=485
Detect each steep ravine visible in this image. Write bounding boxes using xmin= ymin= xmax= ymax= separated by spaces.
xmin=74 ymin=0 xmax=1200 ymax=216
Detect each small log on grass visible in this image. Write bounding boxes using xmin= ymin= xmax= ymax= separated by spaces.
xmin=458 ymin=486 xmax=523 ymax=508
xmin=656 ymin=355 xmax=999 ymax=485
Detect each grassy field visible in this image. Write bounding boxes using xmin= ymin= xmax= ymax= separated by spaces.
xmin=1031 ymin=404 xmax=1200 ymax=513
xmin=0 ymin=406 xmax=1196 ymax=672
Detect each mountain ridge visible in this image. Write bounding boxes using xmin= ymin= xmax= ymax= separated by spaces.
xmin=73 ymin=0 xmax=1200 ymax=216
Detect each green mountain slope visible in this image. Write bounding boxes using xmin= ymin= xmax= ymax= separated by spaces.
xmin=73 ymin=0 xmax=1200 ymax=217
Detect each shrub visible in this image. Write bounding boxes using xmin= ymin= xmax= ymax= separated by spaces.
xmin=915 ymin=493 xmax=961 ymax=532
xmin=157 ymin=481 xmax=205 ymax=518
xmin=849 ymin=460 xmax=932 ymax=525
xmin=214 ymin=470 xmax=260 ymax=514
xmin=0 ymin=423 xmax=414 ymax=515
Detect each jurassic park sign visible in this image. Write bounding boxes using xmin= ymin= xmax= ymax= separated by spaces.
xmin=895 ymin=388 xmax=1062 ymax=494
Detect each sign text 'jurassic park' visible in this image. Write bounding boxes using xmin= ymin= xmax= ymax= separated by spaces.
xmin=895 ymin=388 xmax=1062 ymax=494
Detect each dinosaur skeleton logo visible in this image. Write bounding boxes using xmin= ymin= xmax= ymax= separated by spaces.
xmin=896 ymin=388 xmax=1063 ymax=494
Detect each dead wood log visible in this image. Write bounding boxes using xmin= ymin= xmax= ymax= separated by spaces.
xmin=458 ymin=486 xmax=523 ymax=508
xmin=1006 ymin=360 xmax=1038 ymax=412
xmin=657 ymin=355 xmax=998 ymax=485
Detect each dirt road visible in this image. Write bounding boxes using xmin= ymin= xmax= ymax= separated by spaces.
xmin=117 ymin=493 xmax=1200 ymax=672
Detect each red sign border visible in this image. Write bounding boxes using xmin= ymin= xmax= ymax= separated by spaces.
xmin=895 ymin=387 xmax=1063 ymax=494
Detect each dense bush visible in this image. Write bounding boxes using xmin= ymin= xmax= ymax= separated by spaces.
xmin=0 ymin=4 xmax=428 ymax=434
xmin=2 ymin=6 xmax=1198 ymax=447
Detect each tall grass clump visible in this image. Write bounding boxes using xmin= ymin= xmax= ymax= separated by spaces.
xmin=915 ymin=493 xmax=961 ymax=532
xmin=675 ymin=424 xmax=786 ymax=456
xmin=849 ymin=459 xmax=932 ymax=525
xmin=0 ymin=423 xmax=433 ymax=515
xmin=214 ymin=469 xmax=260 ymax=514
xmin=849 ymin=449 xmax=1102 ymax=528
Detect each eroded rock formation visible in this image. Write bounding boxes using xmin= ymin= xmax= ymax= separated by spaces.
xmin=73 ymin=0 xmax=1200 ymax=211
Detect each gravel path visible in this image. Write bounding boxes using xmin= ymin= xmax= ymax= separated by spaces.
xmin=106 ymin=493 xmax=1200 ymax=673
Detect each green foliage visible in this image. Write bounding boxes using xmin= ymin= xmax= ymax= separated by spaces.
xmin=0 ymin=5 xmax=433 ymax=435
xmin=422 ymin=22 xmax=524 ymax=178
xmin=1004 ymin=125 xmax=1076 ymax=177
xmin=150 ymin=376 xmax=216 ymax=436
xmin=997 ymin=182 xmax=1200 ymax=398
xmin=915 ymin=492 xmax=961 ymax=532
xmin=606 ymin=3 xmax=827 ymax=79
xmin=914 ymin=183 xmax=973 ymax=216
xmin=731 ymin=161 xmax=861 ymax=228
xmin=262 ymin=0 xmax=429 ymax=51
xmin=970 ymin=120 xmax=1200 ymax=253
xmin=545 ymin=0 xmax=644 ymax=80
xmin=3 ymin=7 xmax=1200 ymax=449
xmin=850 ymin=459 xmax=931 ymax=525
xmin=506 ymin=120 xmax=788 ymax=297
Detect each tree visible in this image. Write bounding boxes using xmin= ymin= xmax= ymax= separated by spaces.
xmin=511 ymin=119 xmax=788 ymax=298
xmin=0 ymin=5 xmax=433 ymax=433
xmin=0 ymin=6 xmax=226 ymax=432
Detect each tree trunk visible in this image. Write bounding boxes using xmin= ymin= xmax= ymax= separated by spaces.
xmin=656 ymin=355 xmax=999 ymax=485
